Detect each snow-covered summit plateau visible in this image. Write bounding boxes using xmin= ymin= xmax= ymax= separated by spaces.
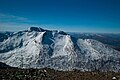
xmin=0 ymin=27 xmax=120 ymax=72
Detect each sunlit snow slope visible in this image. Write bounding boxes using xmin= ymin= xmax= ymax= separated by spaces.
xmin=0 ymin=27 xmax=120 ymax=72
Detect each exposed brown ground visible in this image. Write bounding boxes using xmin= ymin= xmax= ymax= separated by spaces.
xmin=0 ymin=68 xmax=120 ymax=80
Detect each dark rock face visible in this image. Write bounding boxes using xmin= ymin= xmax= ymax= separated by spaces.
xmin=0 ymin=62 xmax=11 ymax=68
xmin=58 ymin=31 xmax=67 ymax=35
xmin=29 ymin=27 xmax=44 ymax=32
xmin=28 ymin=27 xmax=67 ymax=35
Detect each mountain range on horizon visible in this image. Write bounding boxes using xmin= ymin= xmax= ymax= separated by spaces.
xmin=0 ymin=27 xmax=120 ymax=72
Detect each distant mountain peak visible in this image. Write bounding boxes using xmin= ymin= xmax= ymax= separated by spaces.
xmin=27 ymin=27 xmax=67 ymax=35
xmin=28 ymin=27 xmax=45 ymax=32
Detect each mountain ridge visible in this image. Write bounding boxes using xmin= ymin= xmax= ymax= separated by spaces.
xmin=0 ymin=27 xmax=120 ymax=72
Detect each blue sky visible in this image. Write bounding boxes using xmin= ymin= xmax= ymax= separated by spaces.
xmin=0 ymin=0 xmax=120 ymax=33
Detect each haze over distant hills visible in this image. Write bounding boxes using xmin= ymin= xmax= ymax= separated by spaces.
xmin=0 ymin=27 xmax=120 ymax=72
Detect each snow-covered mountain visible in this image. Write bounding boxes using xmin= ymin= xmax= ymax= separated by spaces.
xmin=69 ymin=32 xmax=120 ymax=51
xmin=0 ymin=27 xmax=120 ymax=72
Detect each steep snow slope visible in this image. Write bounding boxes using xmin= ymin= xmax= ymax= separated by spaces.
xmin=0 ymin=27 xmax=120 ymax=72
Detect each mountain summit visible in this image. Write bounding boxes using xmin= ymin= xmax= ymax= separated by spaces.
xmin=28 ymin=27 xmax=45 ymax=32
xmin=0 ymin=27 xmax=120 ymax=72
